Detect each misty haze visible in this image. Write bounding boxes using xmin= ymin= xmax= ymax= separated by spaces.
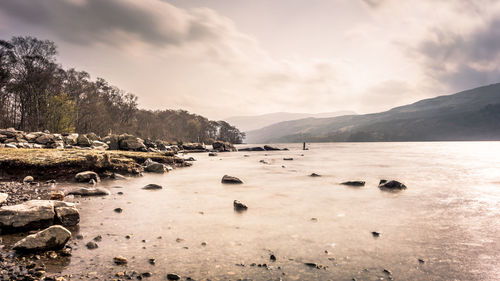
xmin=0 ymin=1 xmax=499 ymax=281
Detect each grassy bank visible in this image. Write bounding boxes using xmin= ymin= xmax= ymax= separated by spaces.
xmin=0 ymin=148 xmax=185 ymax=180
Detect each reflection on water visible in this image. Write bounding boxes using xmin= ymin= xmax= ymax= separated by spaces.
xmin=31 ymin=143 xmax=500 ymax=280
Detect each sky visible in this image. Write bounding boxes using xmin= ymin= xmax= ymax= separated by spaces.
xmin=0 ymin=0 xmax=499 ymax=119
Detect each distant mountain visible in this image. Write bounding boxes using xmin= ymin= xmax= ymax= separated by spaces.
xmin=245 ymin=83 xmax=500 ymax=143
xmin=225 ymin=111 xmax=355 ymax=132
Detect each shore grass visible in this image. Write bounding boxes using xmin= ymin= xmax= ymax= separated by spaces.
xmin=0 ymin=148 xmax=182 ymax=180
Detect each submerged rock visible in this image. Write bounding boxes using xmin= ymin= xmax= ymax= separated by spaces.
xmin=233 ymin=200 xmax=248 ymax=211
xmin=341 ymin=181 xmax=365 ymax=186
xmin=13 ymin=225 xmax=71 ymax=251
xmin=86 ymin=241 xmax=98 ymax=250
xmin=283 ymin=157 xmax=294 ymax=161
xmin=310 ymin=173 xmax=321 ymax=177
xmin=75 ymin=171 xmax=100 ymax=183
xmin=67 ymin=187 xmax=110 ymax=196
xmin=379 ymin=180 xmax=407 ymax=190
xmin=142 ymin=184 xmax=163 ymax=190
xmin=166 ymin=273 xmax=181 ymax=280
xmin=208 ymin=152 xmax=217 ymax=157
xmin=222 ymin=175 xmax=243 ymax=184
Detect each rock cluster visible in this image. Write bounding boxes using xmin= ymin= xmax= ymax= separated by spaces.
xmin=239 ymin=145 xmax=288 ymax=151
xmin=212 ymin=141 xmax=236 ymax=152
xmin=0 ymin=128 xmax=176 ymax=153
xmin=0 ymin=200 xmax=79 ymax=233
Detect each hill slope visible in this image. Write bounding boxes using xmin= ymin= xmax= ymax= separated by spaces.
xmin=225 ymin=111 xmax=355 ymax=132
xmin=245 ymin=83 xmax=500 ymax=143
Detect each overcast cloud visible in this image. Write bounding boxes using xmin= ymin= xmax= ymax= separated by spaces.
xmin=0 ymin=0 xmax=499 ymax=119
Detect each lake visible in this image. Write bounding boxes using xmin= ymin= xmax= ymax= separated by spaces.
xmin=36 ymin=142 xmax=500 ymax=280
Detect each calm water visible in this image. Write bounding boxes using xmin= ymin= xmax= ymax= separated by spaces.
xmin=38 ymin=143 xmax=500 ymax=280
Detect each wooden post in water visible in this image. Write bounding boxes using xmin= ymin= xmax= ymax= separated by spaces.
xmin=303 ymin=142 xmax=306 ymax=150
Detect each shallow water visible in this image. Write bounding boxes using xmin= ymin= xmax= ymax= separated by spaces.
xmin=17 ymin=142 xmax=500 ymax=280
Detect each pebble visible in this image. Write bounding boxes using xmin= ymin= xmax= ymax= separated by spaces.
xmin=113 ymin=256 xmax=128 ymax=265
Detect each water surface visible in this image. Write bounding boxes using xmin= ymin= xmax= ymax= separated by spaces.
xmin=38 ymin=142 xmax=500 ymax=280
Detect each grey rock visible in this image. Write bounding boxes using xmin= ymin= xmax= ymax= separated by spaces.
xmin=75 ymin=171 xmax=100 ymax=183
xmin=142 ymin=184 xmax=163 ymax=190
xmin=145 ymin=162 xmax=168 ymax=173
xmin=111 ymin=173 xmax=127 ymax=180
xmin=35 ymin=134 xmax=54 ymax=145
xmin=233 ymin=200 xmax=248 ymax=211
xmin=341 ymin=181 xmax=365 ymax=186
xmin=212 ymin=141 xmax=236 ymax=152
xmin=221 ymin=175 xmax=243 ymax=184
xmin=86 ymin=241 xmax=98 ymax=249
xmin=379 ymin=180 xmax=407 ymax=190
xmin=13 ymin=225 xmax=71 ymax=251
xmin=166 ymin=273 xmax=181 ymax=280
xmin=0 ymin=200 xmax=55 ymax=232
xmin=67 ymin=187 xmax=110 ymax=196
xmin=76 ymin=134 xmax=92 ymax=147
xmin=5 ymin=143 xmax=17 ymax=149
xmin=55 ymin=206 xmax=80 ymax=226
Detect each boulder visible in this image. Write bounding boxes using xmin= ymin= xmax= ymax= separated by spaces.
xmin=143 ymin=184 xmax=163 ymax=190
xmin=24 ymin=133 xmax=39 ymax=143
xmin=35 ymin=134 xmax=55 ymax=145
xmin=75 ymin=171 xmax=100 ymax=183
xmin=55 ymin=205 xmax=80 ymax=226
xmin=119 ymin=134 xmax=146 ymax=151
xmin=5 ymin=143 xmax=17 ymax=149
xmin=341 ymin=181 xmax=365 ymax=186
xmin=103 ymin=134 xmax=120 ymax=150
xmin=283 ymin=157 xmax=294 ymax=161
xmin=0 ymin=193 xmax=7 ymax=205
xmin=76 ymin=134 xmax=92 ymax=147
xmin=13 ymin=225 xmax=71 ymax=251
xmin=0 ymin=200 xmax=55 ymax=232
xmin=91 ymin=140 xmax=109 ymax=150
xmin=63 ymin=134 xmax=78 ymax=146
xmin=310 ymin=173 xmax=321 ymax=177
xmin=221 ymin=175 xmax=243 ymax=184
xmin=233 ymin=200 xmax=248 ymax=211
xmin=379 ymin=180 xmax=407 ymax=190
xmin=67 ymin=187 xmax=110 ymax=196
xmin=145 ymin=162 xmax=168 ymax=173
xmin=86 ymin=132 xmax=100 ymax=141
xmin=182 ymin=143 xmax=206 ymax=151
xmin=208 ymin=152 xmax=217 ymax=157
xmin=0 ymin=134 xmax=7 ymax=142
xmin=212 ymin=141 xmax=236 ymax=152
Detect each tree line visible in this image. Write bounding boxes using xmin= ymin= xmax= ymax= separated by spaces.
xmin=0 ymin=36 xmax=245 ymax=144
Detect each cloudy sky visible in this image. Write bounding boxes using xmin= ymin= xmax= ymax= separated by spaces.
xmin=0 ymin=0 xmax=499 ymax=119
